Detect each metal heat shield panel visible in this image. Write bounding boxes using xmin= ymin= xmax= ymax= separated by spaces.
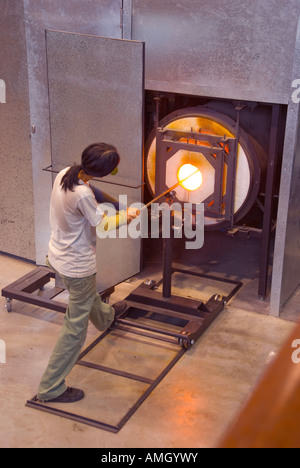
xmin=279 ymin=130 xmax=300 ymax=309
xmin=132 ymin=0 xmax=300 ymax=104
xmin=270 ymin=18 xmax=300 ymax=316
xmin=271 ymin=106 xmax=300 ymax=314
xmin=46 ymin=30 xmax=144 ymax=291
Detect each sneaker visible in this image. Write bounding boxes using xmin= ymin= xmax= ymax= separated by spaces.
xmin=112 ymin=300 xmax=128 ymax=319
xmin=109 ymin=301 xmax=128 ymax=329
xmin=44 ymin=387 xmax=84 ymax=403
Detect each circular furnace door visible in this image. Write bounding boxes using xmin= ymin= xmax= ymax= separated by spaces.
xmin=145 ymin=107 xmax=265 ymax=229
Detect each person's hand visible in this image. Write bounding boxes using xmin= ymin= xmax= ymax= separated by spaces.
xmin=127 ymin=207 xmax=140 ymax=224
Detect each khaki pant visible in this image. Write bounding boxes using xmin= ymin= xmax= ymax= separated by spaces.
xmin=37 ymin=260 xmax=114 ymax=401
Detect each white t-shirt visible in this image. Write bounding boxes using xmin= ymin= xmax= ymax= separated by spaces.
xmin=48 ymin=168 xmax=104 ymax=278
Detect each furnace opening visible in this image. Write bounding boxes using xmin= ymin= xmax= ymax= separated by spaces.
xmin=177 ymin=164 xmax=203 ymax=191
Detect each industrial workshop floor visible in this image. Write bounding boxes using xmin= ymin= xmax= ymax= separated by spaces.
xmin=0 ymin=232 xmax=299 ymax=448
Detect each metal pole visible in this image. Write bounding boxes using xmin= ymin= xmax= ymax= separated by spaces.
xmin=162 ymin=212 xmax=174 ymax=298
xmin=258 ymin=104 xmax=281 ymax=300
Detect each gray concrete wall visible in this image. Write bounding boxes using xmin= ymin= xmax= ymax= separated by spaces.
xmin=23 ymin=0 xmax=123 ymax=265
xmin=0 ymin=0 xmax=35 ymax=261
xmin=271 ymin=16 xmax=300 ymax=315
xmin=132 ymin=0 xmax=300 ymax=104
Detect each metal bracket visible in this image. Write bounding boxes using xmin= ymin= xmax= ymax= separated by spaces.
xmin=42 ymin=165 xmax=145 ymax=190
xmin=155 ymin=126 xmax=237 ymax=224
xmin=26 ymin=327 xmax=186 ymax=433
xmin=117 ymin=271 xmax=242 ymax=350
xmin=1 ymin=266 xmax=114 ymax=314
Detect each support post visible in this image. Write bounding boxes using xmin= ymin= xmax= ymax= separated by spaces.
xmin=162 ymin=213 xmax=174 ymax=298
xmin=258 ymin=104 xmax=281 ymax=299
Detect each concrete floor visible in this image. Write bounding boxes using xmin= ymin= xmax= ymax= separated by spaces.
xmin=0 ymin=233 xmax=299 ymax=448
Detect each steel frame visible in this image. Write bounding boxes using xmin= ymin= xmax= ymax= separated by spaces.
xmin=119 ymin=279 xmax=242 ymax=350
xmin=152 ymin=99 xmax=282 ymax=301
xmin=155 ymin=127 xmax=237 ymax=223
xmin=1 ymin=266 xmax=114 ymax=314
xmin=24 ymin=267 xmax=241 ymax=432
xmin=26 ymin=325 xmax=186 ymax=433
xmin=2 ymin=261 xmax=241 ymax=433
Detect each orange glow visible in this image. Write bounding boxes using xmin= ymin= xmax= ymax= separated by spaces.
xmin=178 ymin=164 xmax=203 ymax=191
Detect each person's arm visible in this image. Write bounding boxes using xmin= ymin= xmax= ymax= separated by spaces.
xmin=76 ymin=191 xmax=137 ymax=234
xmin=89 ymin=185 xmax=127 ymax=211
xmin=96 ymin=207 xmax=139 ymax=234
xmin=96 ymin=210 xmax=127 ymax=233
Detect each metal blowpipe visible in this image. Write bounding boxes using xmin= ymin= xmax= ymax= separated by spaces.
xmin=142 ymin=169 xmax=200 ymax=211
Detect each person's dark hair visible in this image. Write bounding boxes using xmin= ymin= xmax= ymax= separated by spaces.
xmin=61 ymin=143 xmax=120 ymax=192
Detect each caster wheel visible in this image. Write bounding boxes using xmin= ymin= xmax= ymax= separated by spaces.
xmin=143 ymin=279 xmax=156 ymax=288
xmin=178 ymin=338 xmax=193 ymax=350
xmin=5 ymin=298 xmax=12 ymax=313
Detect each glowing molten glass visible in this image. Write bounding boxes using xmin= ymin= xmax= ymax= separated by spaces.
xmin=178 ymin=164 xmax=202 ymax=191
